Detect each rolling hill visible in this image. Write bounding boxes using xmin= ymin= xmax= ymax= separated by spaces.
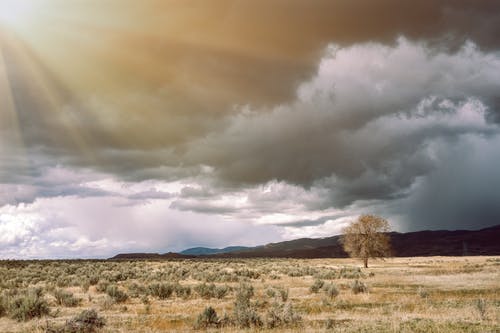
xmin=180 ymin=246 xmax=252 ymax=255
xmin=110 ymin=224 xmax=500 ymax=260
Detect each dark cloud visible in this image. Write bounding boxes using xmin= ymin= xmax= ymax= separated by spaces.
xmin=179 ymin=186 xmax=215 ymax=198
xmin=169 ymin=200 xmax=237 ymax=215
xmin=2 ymin=0 xmax=500 ymax=159
xmin=400 ymin=135 xmax=500 ymax=231
xmin=127 ymin=189 xmax=173 ymax=201
xmin=184 ymin=40 xmax=499 ymax=189
xmin=0 ymin=165 xmax=110 ymax=206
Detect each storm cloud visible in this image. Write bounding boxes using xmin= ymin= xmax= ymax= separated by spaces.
xmin=1 ymin=1 xmax=500 ymax=257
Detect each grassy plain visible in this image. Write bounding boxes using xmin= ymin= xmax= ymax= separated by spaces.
xmin=0 ymin=256 xmax=498 ymax=332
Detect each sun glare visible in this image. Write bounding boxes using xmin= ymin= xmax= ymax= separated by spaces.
xmin=0 ymin=0 xmax=36 ymax=28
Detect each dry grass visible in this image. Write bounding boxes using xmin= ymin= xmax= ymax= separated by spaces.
xmin=0 ymin=256 xmax=498 ymax=332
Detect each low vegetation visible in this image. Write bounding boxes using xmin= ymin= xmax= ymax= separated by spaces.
xmin=54 ymin=289 xmax=81 ymax=307
xmin=0 ymin=256 xmax=498 ymax=332
xmin=7 ymin=288 xmax=50 ymax=322
xmin=47 ymin=309 xmax=106 ymax=333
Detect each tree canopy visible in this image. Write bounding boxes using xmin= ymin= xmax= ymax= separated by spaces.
xmin=342 ymin=214 xmax=391 ymax=268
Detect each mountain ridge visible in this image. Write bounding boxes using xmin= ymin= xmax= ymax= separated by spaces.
xmin=180 ymin=246 xmax=253 ymax=255
xmin=110 ymin=224 xmax=500 ymax=260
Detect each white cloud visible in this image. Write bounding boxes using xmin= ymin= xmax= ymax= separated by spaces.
xmin=0 ymin=167 xmax=287 ymax=258
xmin=282 ymin=217 xmax=354 ymax=240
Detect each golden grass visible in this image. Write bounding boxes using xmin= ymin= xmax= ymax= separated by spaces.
xmin=0 ymin=256 xmax=498 ymax=332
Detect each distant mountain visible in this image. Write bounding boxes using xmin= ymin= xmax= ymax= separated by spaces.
xmin=214 ymin=224 xmax=500 ymax=258
xmin=111 ymin=252 xmax=196 ymax=260
xmin=109 ymin=224 xmax=500 ymax=260
xmin=389 ymin=224 xmax=500 ymax=257
xmin=180 ymin=246 xmax=253 ymax=255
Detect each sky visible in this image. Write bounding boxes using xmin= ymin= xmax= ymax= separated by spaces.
xmin=1 ymin=0 xmax=500 ymax=258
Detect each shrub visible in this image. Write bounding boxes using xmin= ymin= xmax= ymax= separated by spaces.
xmin=266 ymin=302 xmax=302 ymax=328
xmin=265 ymin=287 xmax=276 ymax=298
xmin=278 ymin=287 xmax=289 ymax=302
xmin=194 ymin=283 xmax=214 ymax=299
xmin=266 ymin=286 xmax=288 ymax=302
xmin=9 ymin=288 xmax=50 ymax=321
xmin=235 ymin=283 xmax=254 ymax=302
xmin=351 ymin=280 xmax=368 ymax=294
xmin=235 ymin=269 xmax=260 ymax=279
xmin=80 ymin=280 xmax=90 ymax=293
xmin=325 ymin=318 xmax=336 ymax=329
xmin=417 ymin=287 xmax=429 ymax=299
xmin=310 ymin=279 xmax=325 ymax=293
xmin=127 ymin=282 xmax=147 ymax=298
xmin=95 ymin=281 xmax=109 ymax=293
xmin=48 ymin=309 xmax=106 ymax=333
xmin=174 ymin=284 xmax=191 ymax=299
xmin=56 ymin=277 xmax=71 ymax=288
xmin=194 ymin=306 xmax=219 ymax=329
xmin=476 ymin=298 xmax=487 ymax=320
xmin=338 ymin=267 xmax=364 ymax=279
xmin=215 ymin=285 xmax=230 ymax=299
xmin=233 ymin=283 xmax=262 ymax=328
xmin=54 ymin=289 xmax=81 ymax=307
xmin=324 ymin=283 xmax=339 ymax=299
xmin=105 ymin=285 xmax=128 ymax=303
xmin=99 ymin=296 xmax=115 ymax=311
xmin=148 ymin=283 xmax=174 ymax=299
xmin=0 ymin=295 xmax=6 ymax=317
xmin=193 ymin=283 xmax=229 ymax=299
xmin=314 ymin=269 xmax=338 ymax=280
xmin=233 ymin=304 xmax=262 ymax=329
xmin=285 ymin=265 xmax=317 ymax=277
xmin=140 ymin=295 xmax=150 ymax=305
xmin=88 ymin=276 xmax=99 ymax=286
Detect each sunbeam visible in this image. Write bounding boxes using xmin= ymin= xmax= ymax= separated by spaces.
xmin=0 ymin=0 xmax=104 ymax=175
xmin=0 ymin=0 xmax=38 ymax=30
xmin=0 ymin=43 xmax=20 ymax=138
xmin=0 ymin=35 xmax=30 ymax=176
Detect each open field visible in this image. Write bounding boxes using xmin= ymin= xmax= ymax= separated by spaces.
xmin=0 ymin=256 xmax=498 ymax=332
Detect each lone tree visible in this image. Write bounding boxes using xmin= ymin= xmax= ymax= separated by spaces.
xmin=342 ymin=214 xmax=391 ymax=268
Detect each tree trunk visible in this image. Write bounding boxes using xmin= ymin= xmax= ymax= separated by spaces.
xmin=363 ymin=257 xmax=368 ymax=268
